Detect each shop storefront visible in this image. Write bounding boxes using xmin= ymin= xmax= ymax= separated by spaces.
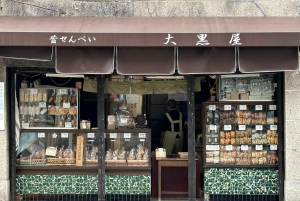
xmin=0 ymin=17 xmax=300 ymax=201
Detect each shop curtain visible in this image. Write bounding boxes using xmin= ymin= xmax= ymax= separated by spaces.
xmin=83 ymin=77 xmax=201 ymax=94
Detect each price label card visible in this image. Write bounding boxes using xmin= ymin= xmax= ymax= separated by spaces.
xmin=269 ymin=105 xmax=277 ymax=110
xmin=31 ymin=89 xmax=38 ymax=94
xmin=226 ymin=145 xmax=232 ymax=151
xmin=239 ymin=105 xmax=247 ymax=110
xmin=209 ymin=125 xmax=217 ymax=131
xmin=239 ymin=125 xmax=246 ymax=130
xmin=110 ymin=133 xmax=117 ymax=138
xmin=61 ymin=89 xmax=67 ymax=94
xmin=270 ymin=145 xmax=278 ymax=150
xmin=256 ymin=125 xmax=263 ymax=131
xmin=65 ymin=122 xmax=72 ymax=128
xmin=255 ymin=105 xmax=263 ymax=111
xmin=224 ymin=105 xmax=231 ymax=110
xmin=120 ymin=118 xmax=127 ymax=124
xmin=39 ymin=102 xmax=46 ymax=108
xmin=108 ymin=116 xmax=115 ymax=121
xmin=38 ymin=133 xmax=45 ymax=138
xmin=256 ymin=145 xmax=263 ymax=150
xmin=270 ymin=125 xmax=277 ymax=131
xmin=63 ymin=102 xmax=70 ymax=108
xmin=124 ymin=133 xmax=131 ymax=138
xmin=224 ymin=125 xmax=232 ymax=131
xmin=209 ymin=105 xmax=216 ymax=111
xmin=241 ymin=145 xmax=248 ymax=151
xmin=61 ymin=133 xmax=68 ymax=138
xmin=206 ymin=145 xmax=220 ymax=151
xmin=139 ymin=133 xmax=146 ymax=138
xmin=87 ymin=133 xmax=95 ymax=138
xmin=140 ymin=139 xmax=145 ymax=142
xmin=22 ymin=122 xmax=29 ymax=128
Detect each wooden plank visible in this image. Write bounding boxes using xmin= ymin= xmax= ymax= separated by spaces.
xmin=76 ymin=136 xmax=84 ymax=166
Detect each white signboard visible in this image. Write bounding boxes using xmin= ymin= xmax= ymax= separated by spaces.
xmin=126 ymin=94 xmax=140 ymax=104
xmin=0 ymin=83 xmax=4 ymax=130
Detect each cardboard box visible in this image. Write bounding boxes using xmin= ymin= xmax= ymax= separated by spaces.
xmin=107 ymin=115 xmax=116 ymax=129
xmin=240 ymin=93 xmax=249 ymax=100
xmin=230 ymin=92 xmax=239 ymax=100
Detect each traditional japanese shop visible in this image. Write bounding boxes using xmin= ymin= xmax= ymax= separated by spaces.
xmin=0 ymin=17 xmax=300 ymax=201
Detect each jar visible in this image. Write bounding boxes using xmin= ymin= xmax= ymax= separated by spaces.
xmin=24 ymin=89 xmax=30 ymax=102
xmin=115 ymin=103 xmax=133 ymax=128
xmin=38 ymin=89 xmax=43 ymax=102
xmin=42 ymin=90 xmax=48 ymax=102
xmin=19 ymin=89 xmax=25 ymax=102
xmin=59 ymin=115 xmax=65 ymax=127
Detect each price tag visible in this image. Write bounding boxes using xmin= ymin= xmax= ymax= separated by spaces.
xmin=256 ymin=125 xmax=263 ymax=131
xmin=39 ymin=102 xmax=46 ymax=108
xmin=65 ymin=122 xmax=72 ymax=128
xmin=22 ymin=122 xmax=29 ymax=128
xmin=140 ymin=139 xmax=145 ymax=142
xmin=120 ymin=118 xmax=127 ymax=124
xmin=31 ymin=89 xmax=38 ymax=94
xmin=239 ymin=125 xmax=246 ymax=130
xmin=63 ymin=102 xmax=70 ymax=108
xmin=110 ymin=133 xmax=117 ymax=138
xmin=61 ymin=89 xmax=67 ymax=94
xmin=226 ymin=145 xmax=232 ymax=151
xmin=224 ymin=125 xmax=232 ymax=131
xmin=87 ymin=133 xmax=95 ymax=138
xmin=224 ymin=105 xmax=231 ymax=110
xmin=124 ymin=133 xmax=131 ymax=138
xmin=241 ymin=145 xmax=248 ymax=151
xmin=255 ymin=105 xmax=263 ymax=111
xmin=256 ymin=145 xmax=263 ymax=150
xmin=38 ymin=133 xmax=45 ymax=138
xmin=270 ymin=125 xmax=277 ymax=131
xmin=269 ymin=105 xmax=277 ymax=110
xmin=82 ymin=122 xmax=87 ymax=129
xmin=206 ymin=145 xmax=220 ymax=151
xmin=108 ymin=116 xmax=115 ymax=121
xmin=209 ymin=125 xmax=217 ymax=131
xmin=239 ymin=105 xmax=247 ymax=110
xmin=139 ymin=133 xmax=146 ymax=138
xmin=270 ymin=145 xmax=278 ymax=150
xmin=209 ymin=105 xmax=216 ymax=111
xmin=61 ymin=133 xmax=68 ymax=138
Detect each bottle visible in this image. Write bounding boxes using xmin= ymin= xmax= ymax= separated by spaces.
xmin=144 ymin=114 xmax=147 ymax=127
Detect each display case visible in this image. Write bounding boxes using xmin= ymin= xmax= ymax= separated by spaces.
xmin=19 ymin=88 xmax=78 ymax=129
xmin=219 ymin=73 xmax=276 ymax=101
xmin=203 ymin=102 xmax=279 ymax=167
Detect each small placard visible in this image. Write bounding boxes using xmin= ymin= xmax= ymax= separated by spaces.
xmin=22 ymin=122 xmax=29 ymax=128
xmin=61 ymin=133 xmax=68 ymax=138
xmin=38 ymin=133 xmax=45 ymax=138
xmin=269 ymin=105 xmax=277 ymax=110
xmin=239 ymin=125 xmax=246 ymax=130
xmin=63 ymin=102 xmax=70 ymax=109
xmin=110 ymin=133 xmax=117 ymax=138
xmin=256 ymin=125 xmax=263 ymax=131
xmin=270 ymin=125 xmax=277 ymax=131
xmin=270 ymin=145 xmax=278 ymax=150
xmin=39 ymin=102 xmax=47 ymax=108
xmin=139 ymin=133 xmax=146 ymax=138
xmin=120 ymin=118 xmax=127 ymax=124
xmin=140 ymin=139 xmax=145 ymax=142
xmin=124 ymin=133 xmax=131 ymax=138
xmin=61 ymin=89 xmax=67 ymax=94
xmin=256 ymin=145 xmax=263 ymax=150
xmin=226 ymin=145 xmax=232 ymax=151
xmin=87 ymin=133 xmax=95 ymax=138
xmin=209 ymin=125 xmax=217 ymax=131
xmin=224 ymin=105 xmax=231 ymax=111
xmin=239 ymin=105 xmax=247 ymax=110
xmin=224 ymin=125 xmax=232 ymax=131
xmin=241 ymin=145 xmax=248 ymax=151
xmin=31 ymin=89 xmax=38 ymax=94
xmin=209 ymin=105 xmax=216 ymax=111
xmin=206 ymin=145 xmax=220 ymax=151
xmin=65 ymin=122 xmax=72 ymax=128
xmin=255 ymin=105 xmax=263 ymax=111
xmin=108 ymin=116 xmax=115 ymax=121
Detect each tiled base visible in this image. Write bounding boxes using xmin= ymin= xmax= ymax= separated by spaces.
xmin=16 ymin=175 xmax=150 ymax=195
xmin=204 ymin=168 xmax=279 ymax=195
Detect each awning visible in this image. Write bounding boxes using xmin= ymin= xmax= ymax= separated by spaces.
xmin=0 ymin=46 xmax=53 ymax=61
xmin=56 ymin=47 xmax=114 ymax=74
xmin=116 ymin=47 xmax=175 ymax=75
xmin=1 ymin=17 xmax=300 ymax=47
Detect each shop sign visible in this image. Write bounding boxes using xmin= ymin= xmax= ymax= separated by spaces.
xmin=76 ymin=136 xmax=84 ymax=166
xmin=49 ymin=35 xmax=96 ymax=44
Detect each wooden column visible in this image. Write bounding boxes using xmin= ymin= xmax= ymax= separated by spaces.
xmin=97 ymin=75 xmax=105 ymax=201
xmin=187 ymin=75 xmax=196 ymax=199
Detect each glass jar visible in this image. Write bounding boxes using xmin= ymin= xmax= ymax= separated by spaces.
xmin=115 ymin=103 xmax=133 ymax=128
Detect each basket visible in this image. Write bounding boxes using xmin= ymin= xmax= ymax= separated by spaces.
xmin=46 ymin=158 xmax=76 ymax=166
xmin=17 ymin=157 xmax=46 ymax=165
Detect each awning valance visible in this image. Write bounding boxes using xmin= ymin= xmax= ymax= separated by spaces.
xmin=0 ymin=46 xmax=53 ymax=61
xmin=1 ymin=17 xmax=300 ymax=47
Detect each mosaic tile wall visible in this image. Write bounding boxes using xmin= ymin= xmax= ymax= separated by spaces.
xmin=16 ymin=175 xmax=151 ymax=195
xmin=204 ymin=168 xmax=279 ymax=195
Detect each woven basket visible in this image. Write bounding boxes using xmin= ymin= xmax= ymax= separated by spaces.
xmin=46 ymin=158 xmax=76 ymax=166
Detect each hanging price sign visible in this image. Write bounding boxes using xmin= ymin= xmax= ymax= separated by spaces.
xmin=209 ymin=125 xmax=217 ymax=131
xmin=255 ymin=105 xmax=263 ymax=111
xmin=87 ymin=133 xmax=95 ymax=138
xmin=241 ymin=145 xmax=248 ymax=151
xmin=65 ymin=122 xmax=72 ymax=128
xmin=39 ymin=102 xmax=46 ymax=108
xmin=239 ymin=105 xmax=247 ymax=110
xmin=110 ymin=133 xmax=117 ymax=138
xmin=256 ymin=145 xmax=263 ymax=150
xmin=206 ymin=145 xmax=220 ymax=151
xmin=209 ymin=105 xmax=216 ymax=111
xmin=270 ymin=125 xmax=277 ymax=131
xmin=226 ymin=145 xmax=233 ymax=151
xmin=124 ymin=133 xmax=131 ymax=138
xmin=239 ymin=125 xmax=246 ymax=130
xmin=270 ymin=145 xmax=278 ymax=150
xmin=61 ymin=133 xmax=68 ymax=138
xmin=269 ymin=105 xmax=277 ymax=110
xmin=38 ymin=133 xmax=45 ymax=138
xmin=256 ymin=125 xmax=263 ymax=131
xmin=224 ymin=125 xmax=232 ymax=131
xmin=224 ymin=105 xmax=231 ymax=110
xmin=139 ymin=133 xmax=146 ymax=138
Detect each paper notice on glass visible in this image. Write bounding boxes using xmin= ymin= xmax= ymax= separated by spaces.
xmin=126 ymin=94 xmax=140 ymax=104
xmin=0 ymin=83 xmax=4 ymax=130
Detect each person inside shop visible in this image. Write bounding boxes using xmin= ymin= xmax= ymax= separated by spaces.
xmin=160 ymin=99 xmax=183 ymax=155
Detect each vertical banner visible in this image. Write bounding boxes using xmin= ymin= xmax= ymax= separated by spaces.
xmin=76 ymin=136 xmax=84 ymax=166
xmin=0 ymin=82 xmax=4 ymax=130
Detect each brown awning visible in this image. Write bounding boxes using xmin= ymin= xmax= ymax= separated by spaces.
xmin=116 ymin=47 xmax=175 ymax=75
xmin=1 ymin=17 xmax=300 ymax=46
xmin=177 ymin=47 xmax=236 ymax=74
xmin=238 ymin=47 xmax=299 ymax=73
xmin=56 ymin=47 xmax=114 ymax=74
xmin=0 ymin=46 xmax=52 ymax=61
